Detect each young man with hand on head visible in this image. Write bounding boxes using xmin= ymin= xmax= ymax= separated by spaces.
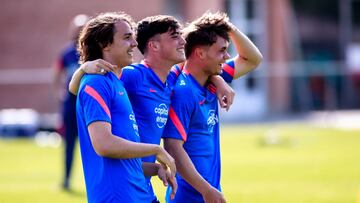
xmin=75 ymin=12 xmax=176 ymax=203
xmin=162 ymin=12 xmax=263 ymax=203
xmin=70 ymin=15 xmax=235 ymax=203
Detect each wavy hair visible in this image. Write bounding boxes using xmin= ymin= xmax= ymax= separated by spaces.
xmin=136 ymin=15 xmax=181 ymax=54
xmin=78 ymin=12 xmax=135 ymax=63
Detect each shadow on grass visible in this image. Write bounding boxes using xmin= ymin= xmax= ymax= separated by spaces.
xmin=61 ymin=187 xmax=86 ymax=197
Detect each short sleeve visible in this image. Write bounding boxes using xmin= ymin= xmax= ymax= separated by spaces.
xmin=162 ymin=85 xmax=194 ymax=142
xmin=220 ymin=58 xmax=235 ymax=83
xmin=78 ymin=75 xmax=113 ymax=126
xmin=120 ymin=65 xmax=143 ymax=92
xmin=167 ymin=65 xmax=182 ymax=87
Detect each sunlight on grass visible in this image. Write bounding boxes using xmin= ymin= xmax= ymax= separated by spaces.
xmin=0 ymin=124 xmax=359 ymax=203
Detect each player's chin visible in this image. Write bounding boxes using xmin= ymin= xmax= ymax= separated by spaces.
xmin=179 ymin=56 xmax=186 ymax=63
xmin=171 ymin=55 xmax=186 ymax=64
xmin=120 ymin=57 xmax=133 ymax=67
xmin=215 ymin=67 xmax=223 ymax=75
xmin=127 ymin=54 xmax=135 ymax=63
xmin=210 ymin=70 xmax=222 ymax=76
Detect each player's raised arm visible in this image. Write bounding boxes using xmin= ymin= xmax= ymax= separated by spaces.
xmin=229 ymin=22 xmax=263 ymax=79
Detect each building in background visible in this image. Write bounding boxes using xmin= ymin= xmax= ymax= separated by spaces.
xmin=0 ymin=0 xmax=359 ymax=125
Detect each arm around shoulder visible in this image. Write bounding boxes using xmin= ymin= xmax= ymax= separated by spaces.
xmin=68 ymin=66 xmax=85 ymax=95
xmin=209 ymin=75 xmax=235 ymax=111
xmin=69 ymin=59 xmax=117 ymax=95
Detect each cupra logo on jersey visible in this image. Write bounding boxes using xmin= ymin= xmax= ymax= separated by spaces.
xmin=129 ymin=113 xmax=139 ymax=136
xmin=207 ymin=110 xmax=218 ymax=133
xmin=154 ymin=103 xmax=168 ymax=128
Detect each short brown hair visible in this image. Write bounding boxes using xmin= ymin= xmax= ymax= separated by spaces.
xmin=136 ymin=15 xmax=181 ymax=54
xmin=183 ymin=12 xmax=231 ymax=58
xmin=78 ymin=12 xmax=135 ymax=63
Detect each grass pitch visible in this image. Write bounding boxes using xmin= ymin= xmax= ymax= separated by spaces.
xmin=0 ymin=124 xmax=359 ymax=203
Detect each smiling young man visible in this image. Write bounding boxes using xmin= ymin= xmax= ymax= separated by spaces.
xmin=118 ymin=16 xmax=185 ymax=203
xmin=162 ymin=12 xmax=263 ymax=203
xmin=70 ymin=15 xmax=234 ymax=202
xmin=75 ymin=12 xmax=176 ymax=203
xmin=71 ymin=15 xmax=184 ymax=202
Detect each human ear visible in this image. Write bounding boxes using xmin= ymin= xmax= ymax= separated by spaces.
xmin=195 ymin=47 xmax=206 ymax=59
xmin=102 ymin=43 xmax=111 ymax=51
xmin=148 ymin=41 xmax=159 ymax=51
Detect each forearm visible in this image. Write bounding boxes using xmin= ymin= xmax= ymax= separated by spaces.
xmin=209 ymin=75 xmax=225 ymax=86
xmin=88 ymin=122 xmax=161 ymax=159
xmin=88 ymin=121 xmax=176 ymax=176
xmin=142 ymin=162 xmax=160 ymax=177
xmin=95 ymin=134 xmax=161 ymax=159
xmin=68 ymin=67 xmax=85 ymax=95
xmin=165 ymin=141 xmax=211 ymax=195
xmin=230 ymin=26 xmax=263 ymax=78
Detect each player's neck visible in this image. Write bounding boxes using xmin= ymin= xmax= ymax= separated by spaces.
xmin=143 ymin=57 xmax=173 ymax=83
xmin=102 ymin=57 xmax=122 ymax=78
xmin=185 ymin=59 xmax=209 ymax=86
xmin=112 ymin=67 xmax=122 ymax=78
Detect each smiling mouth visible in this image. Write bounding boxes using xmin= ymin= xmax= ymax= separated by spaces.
xmin=127 ymin=50 xmax=134 ymax=56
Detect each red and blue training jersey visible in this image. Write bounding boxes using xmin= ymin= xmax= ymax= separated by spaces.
xmin=162 ymin=59 xmax=235 ymax=203
xmin=76 ymin=72 xmax=151 ymax=203
xmin=120 ymin=61 xmax=181 ymax=199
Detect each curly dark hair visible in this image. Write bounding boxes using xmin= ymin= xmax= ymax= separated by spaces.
xmin=136 ymin=15 xmax=181 ymax=54
xmin=183 ymin=12 xmax=231 ymax=58
xmin=78 ymin=12 xmax=135 ymax=63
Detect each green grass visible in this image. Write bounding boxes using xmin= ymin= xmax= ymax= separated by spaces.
xmin=0 ymin=124 xmax=359 ymax=203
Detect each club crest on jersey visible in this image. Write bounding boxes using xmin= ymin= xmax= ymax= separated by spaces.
xmin=207 ymin=110 xmax=218 ymax=133
xmin=154 ymin=103 xmax=168 ymax=128
xmin=179 ymin=80 xmax=186 ymax=86
xmin=129 ymin=113 xmax=139 ymax=136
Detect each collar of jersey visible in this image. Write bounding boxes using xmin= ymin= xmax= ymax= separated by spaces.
xmin=184 ymin=70 xmax=216 ymax=103
xmin=107 ymin=70 xmax=124 ymax=84
xmin=139 ymin=61 xmax=168 ymax=89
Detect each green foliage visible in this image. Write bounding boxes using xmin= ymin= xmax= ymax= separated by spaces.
xmin=0 ymin=125 xmax=359 ymax=203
